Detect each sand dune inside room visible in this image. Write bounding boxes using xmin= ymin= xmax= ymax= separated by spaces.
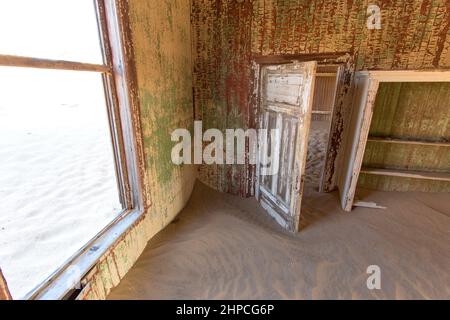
xmin=1 ymin=0 xmax=449 ymax=303
xmin=108 ymin=182 xmax=450 ymax=300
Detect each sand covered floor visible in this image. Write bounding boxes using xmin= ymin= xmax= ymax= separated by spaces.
xmin=305 ymin=120 xmax=330 ymax=187
xmin=108 ymin=182 xmax=450 ymax=300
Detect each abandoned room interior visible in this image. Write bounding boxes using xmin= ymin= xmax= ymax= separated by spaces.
xmin=0 ymin=0 xmax=449 ymax=301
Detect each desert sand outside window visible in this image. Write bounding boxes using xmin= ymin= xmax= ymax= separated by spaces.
xmin=0 ymin=0 xmax=144 ymax=299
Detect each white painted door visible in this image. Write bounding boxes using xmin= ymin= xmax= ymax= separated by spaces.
xmin=256 ymin=61 xmax=317 ymax=232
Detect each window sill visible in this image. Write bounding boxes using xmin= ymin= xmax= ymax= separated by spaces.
xmin=24 ymin=207 xmax=144 ymax=300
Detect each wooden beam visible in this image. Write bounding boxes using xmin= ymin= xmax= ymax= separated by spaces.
xmin=367 ymin=136 xmax=450 ymax=147
xmin=360 ymin=167 xmax=450 ymax=182
xmin=353 ymin=201 xmax=386 ymax=209
xmin=0 ymin=54 xmax=111 ymax=73
xmin=253 ymin=52 xmax=351 ymax=65
xmin=357 ymin=70 xmax=450 ymax=82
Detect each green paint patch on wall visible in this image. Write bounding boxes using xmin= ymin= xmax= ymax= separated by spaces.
xmin=126 ymin=1 xmax=196 ymax=211
xmin=141 ymin=88 xmax=192 ymax=186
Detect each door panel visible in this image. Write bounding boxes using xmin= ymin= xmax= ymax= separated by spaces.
xmin=257 ymin=61 xmax=317 ymax=232
xmin=266 ymin=74 xmax=304 ymax=105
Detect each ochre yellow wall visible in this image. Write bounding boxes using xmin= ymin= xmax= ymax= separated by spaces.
xmin=131 ymin=0 xmax=196 ymax=223
xmin=80 ymin=0 xmax=196 ymax=299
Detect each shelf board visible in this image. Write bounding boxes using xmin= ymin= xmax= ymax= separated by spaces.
xmin=312 ymin=110 xmax=332 ymax=114
xmin=360 ymin=167 xmax=450 ymax=182
xmin=316 ymin=73 xmax=336 ymax=77
xmin=367 ymin=136 xmax=450 ymax=147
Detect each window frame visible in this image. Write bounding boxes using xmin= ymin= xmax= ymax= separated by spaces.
xmin=0 ymin=0 xmax=146 ymax=299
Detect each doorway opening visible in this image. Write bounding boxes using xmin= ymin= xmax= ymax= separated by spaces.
xmin=253 ymin=54 xmax=353 ymax=232
xmin=305 ymin=65 xmax=339 ymax=191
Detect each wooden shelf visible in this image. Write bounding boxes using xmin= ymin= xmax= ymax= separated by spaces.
xmin=367 ymin=136 xmax=450 ymax=147
xmin=312 ymin=110 xmax=332 ymax=115
xmin=360 ymin=167 xmax=450 ymax=182
xmin=316 ymin=72 xmax=336 ymax=77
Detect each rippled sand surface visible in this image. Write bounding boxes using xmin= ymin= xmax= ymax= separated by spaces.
xmin=108 ymin=182 xmax=450 ymax=300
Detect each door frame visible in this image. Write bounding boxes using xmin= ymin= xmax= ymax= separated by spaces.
xmin=251 ymin=52 xmax=355 ymax=195
xmin=340 ymin=70 xmax=450 ymax=211
xmin=313 ymin=65 xmax=340 ymax=192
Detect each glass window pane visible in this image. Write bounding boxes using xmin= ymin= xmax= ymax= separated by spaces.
xmin=0 ymin=0 xmax=103 ymax=64
xmin=0 ymin=67 xmax=123 ymax=298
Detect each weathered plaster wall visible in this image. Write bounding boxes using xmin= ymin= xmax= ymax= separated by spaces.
xmin=192 ymin=0 xmax=450 ymax=195
xmin=79 ymin=0 xmax=196 ymax=299
xmin=131 ymin=0 xmax=196 ymax=219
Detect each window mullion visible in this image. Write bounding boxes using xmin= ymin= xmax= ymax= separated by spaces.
xmin=0 ymin=54 xmax=110 ymax=73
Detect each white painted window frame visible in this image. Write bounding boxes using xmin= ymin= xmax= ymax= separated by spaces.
xmin=0 ymin=0 xmax=146 ymax=300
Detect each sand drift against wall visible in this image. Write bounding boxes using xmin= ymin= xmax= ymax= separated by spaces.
xmin=108 ymin=182 xmax=450 ymax=299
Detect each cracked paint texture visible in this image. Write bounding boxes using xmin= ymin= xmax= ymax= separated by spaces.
xmin=192 ymin=0 xmax=450 ymax=196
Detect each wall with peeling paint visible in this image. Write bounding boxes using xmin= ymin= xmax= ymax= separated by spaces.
xmin=73 ymin=0 xmax=450 ymax=299
xmin=192 ymin=0 xmax=450 ymax=195
xmin=129 ymin=0 xmax=196 ymax=218
xmin=79 ymin=0 xmax=196 ymax=299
